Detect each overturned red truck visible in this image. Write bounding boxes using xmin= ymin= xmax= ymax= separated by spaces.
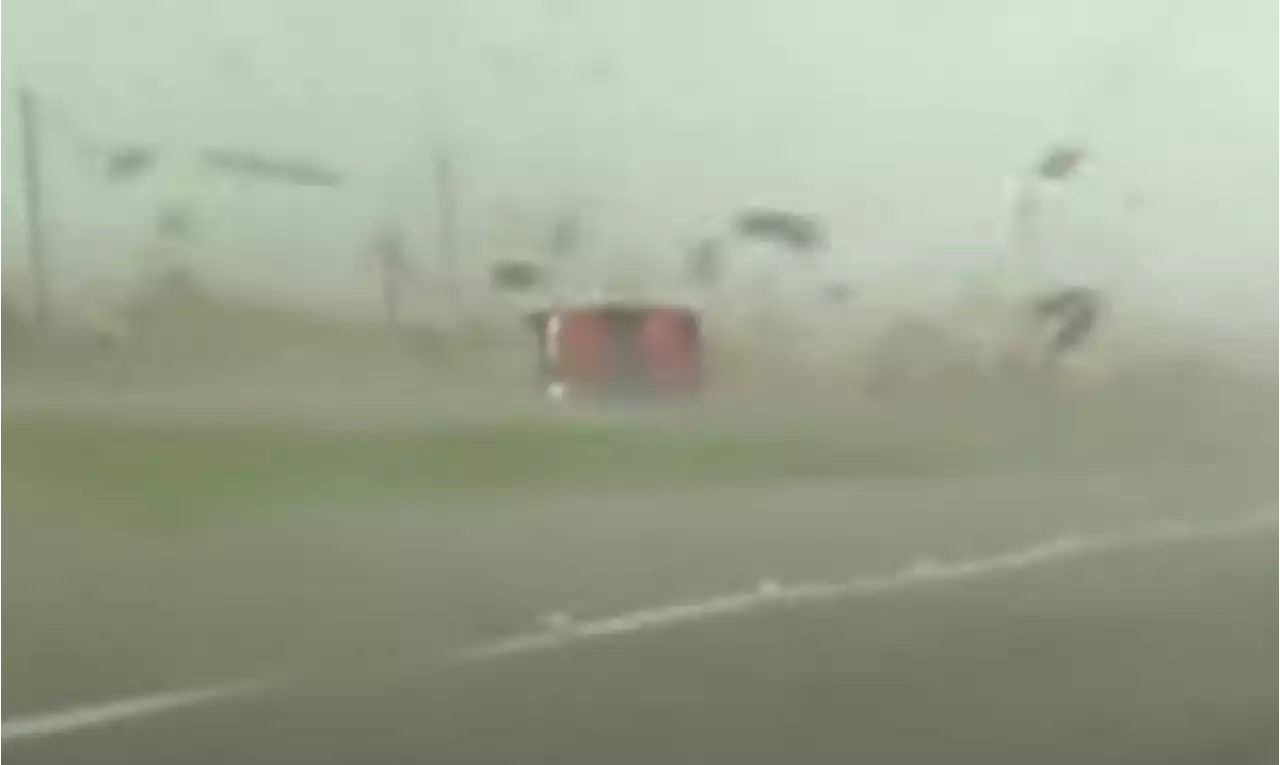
xmin=526 ymin=300 xmax=705 ymax=403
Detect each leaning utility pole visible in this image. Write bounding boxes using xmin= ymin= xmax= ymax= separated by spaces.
xmin=17 ymin=88 xmax=52 ymax=329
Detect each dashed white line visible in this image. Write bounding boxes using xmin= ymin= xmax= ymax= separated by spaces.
xmin=1 ymin=679 xmax=271 ymax=743
xmin=456 ymin=511 xmax=1275 ymax=659
xmin=4 ymin=510 xmax=1273 ymax=743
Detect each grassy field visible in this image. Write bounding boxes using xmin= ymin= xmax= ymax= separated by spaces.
xmin=4 ymin=379 xmax=1266 ymax=528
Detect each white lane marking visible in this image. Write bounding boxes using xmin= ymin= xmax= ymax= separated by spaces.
xmin=1 ymin=679 xmax=270 ymax=743
xmin=456 ymin=511 xmax=1277 ymax=660
xmin=5 ymin=510 xmax=1274 ymax=743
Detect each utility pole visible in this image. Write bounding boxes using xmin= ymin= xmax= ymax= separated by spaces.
xmin=433 ymin=152 xmax=458 ymax=311
xmin=17 ymin=88 xmax=52 ymax=329
xmin=372 ymin=226 xmax=410 ymax=328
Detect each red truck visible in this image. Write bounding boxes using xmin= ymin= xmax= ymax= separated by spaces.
xmin=527 ymin=301 xmax=705 ymax=403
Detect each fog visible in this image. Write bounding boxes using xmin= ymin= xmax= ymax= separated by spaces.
xmin=3 ymin=0 xmax=1276 ymax=342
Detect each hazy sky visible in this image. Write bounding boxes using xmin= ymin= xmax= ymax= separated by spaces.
xmin=3 ymin=0 xmax=1276 ymax=336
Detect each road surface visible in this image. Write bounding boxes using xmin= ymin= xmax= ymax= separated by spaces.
xmin=6 ymin=464 xmax=1275 ymax=764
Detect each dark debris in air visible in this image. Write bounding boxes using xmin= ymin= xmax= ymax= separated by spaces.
xmin=1034 ymin=144 xmax=1087 ymax=181
xmin=732 ymin=208 xmax=826 ymax=253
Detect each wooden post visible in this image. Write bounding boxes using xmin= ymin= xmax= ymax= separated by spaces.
xmin=18 ymin=88 xmax=52 ymax=329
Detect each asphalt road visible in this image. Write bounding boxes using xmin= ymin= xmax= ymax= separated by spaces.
xmin=2 ymin=465 xmax=1280 ymax=762
xmin=6 ymin=507 xmax=1275 ymax=764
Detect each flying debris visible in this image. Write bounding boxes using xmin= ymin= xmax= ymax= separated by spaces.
xmin=549 ymin=215 xmax=580 ymax=260
xmin=490 ymin=260 xmax=544 ymax=292
xmin=823 ymin=282 xmax=856 ymax=305
xmin=1033 ymin=286 xmax=1103 ymax=360
xmin=685 ymin=238 xmax=723 ymax=289
xmin=582 ymin=57 xmax=618 ymax=85
xmin=104 ymin=146 xmax=157 ymax=182
xmin=1034 ymin=144 xmax=1087 ymax=181
xmin=733 ymin=208 xmax=826 ymax=252
xmin=201 ymin=149 xmax=345 ymax=187
xmin=155 ymin=205 xmax=195 ymax=241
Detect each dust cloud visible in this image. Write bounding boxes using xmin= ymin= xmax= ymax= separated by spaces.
xmin=3 ymin=0 xmax=1276 ymax=763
